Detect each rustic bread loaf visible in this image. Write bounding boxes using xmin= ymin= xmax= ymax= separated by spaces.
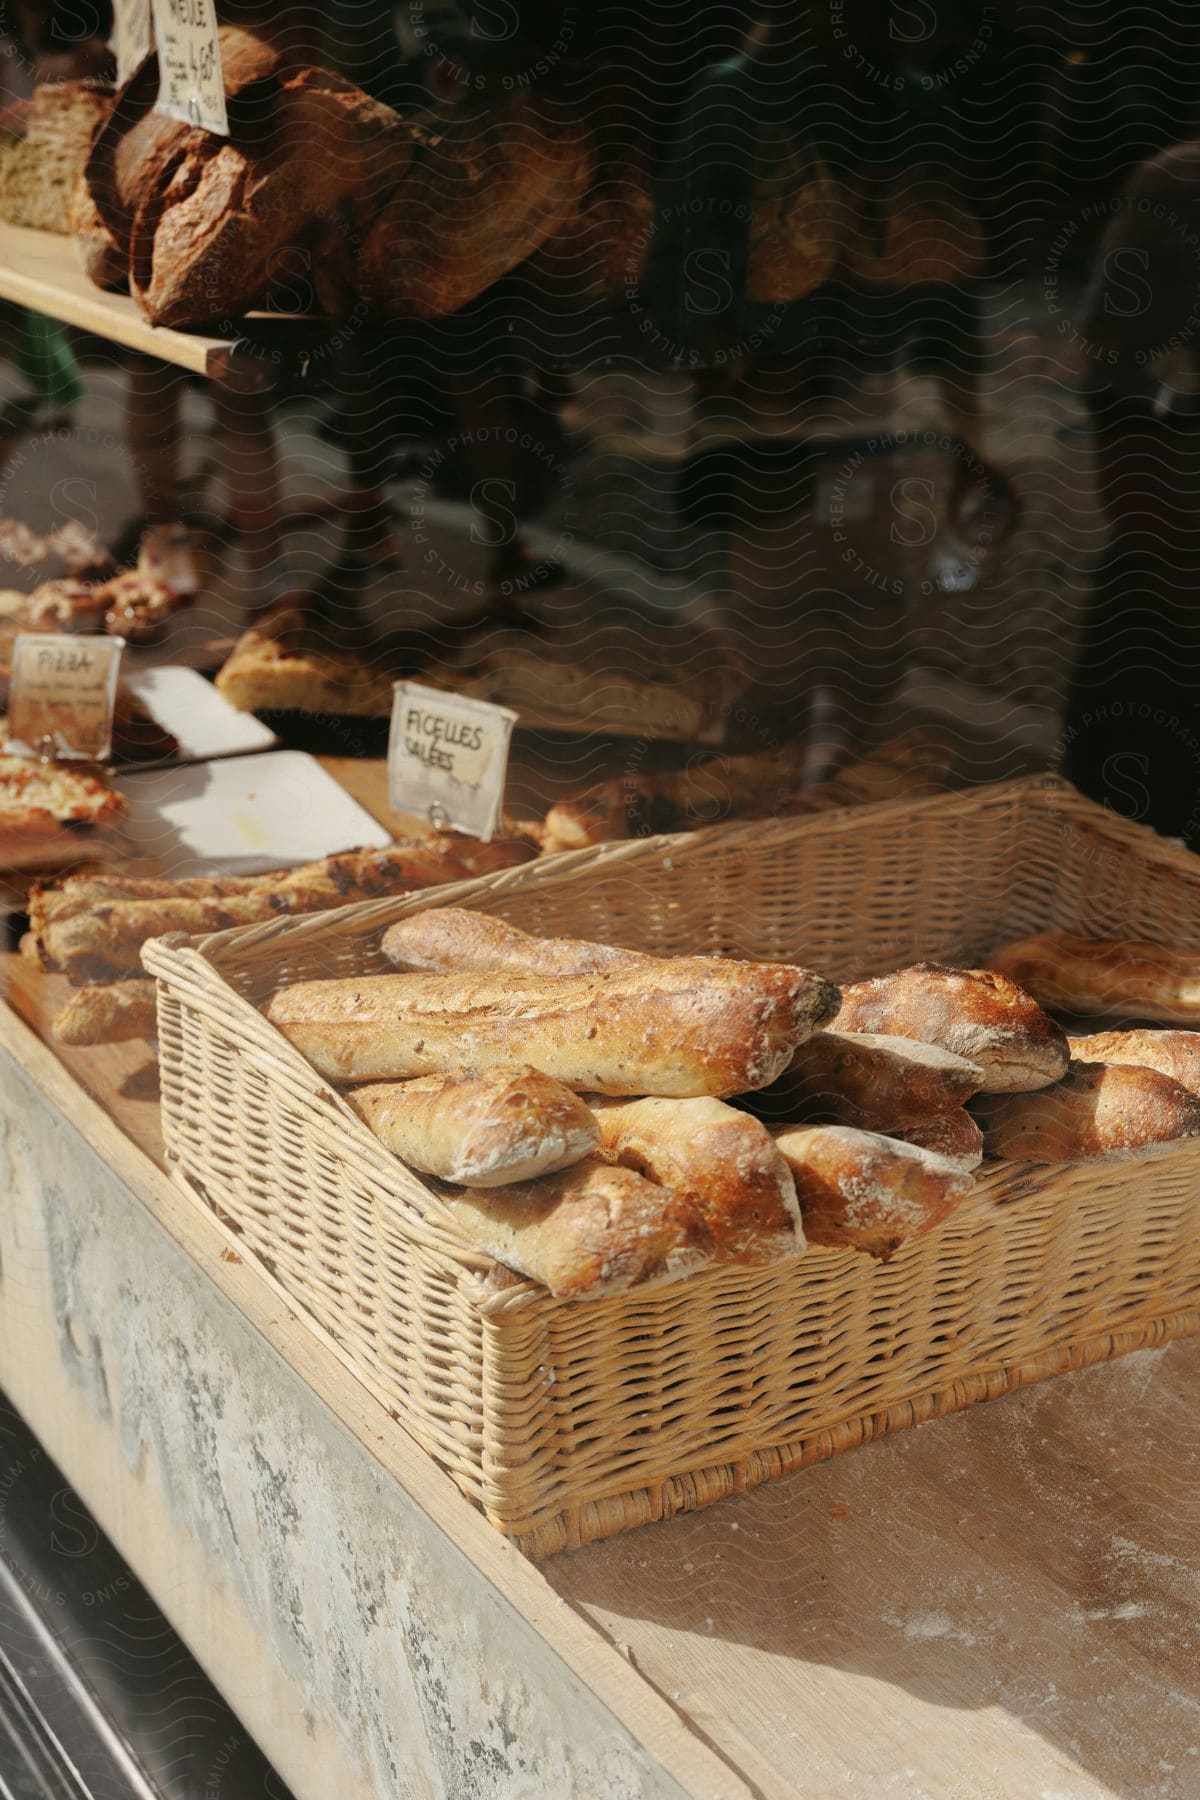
xmin=589 ymin=1095 xmax=804 ymax=1261
xmin=266 ymin=960 xmax=840 ymax=1095
xmin=887 ymin=1110 xmax=984 ymax=1171
xmin=0 ymin=81 xmax=113 ymax=234
xmin=975 ymin=1059 xmax=1200 ymax=1162
xmin=53 ymin=979 xmax=157 ymax=1047
xmin=438 ymin=1157 xmax=704 ymax=1297
xmin=768 ymin=1029 xmax=984 ymax=1130
xmin=349 ymin=1066 xmax=599 ymax=1186
xmin=833 ymin=963 xmax=1069 ymax=1092
xmin=746 ymin=126 xmax=845 ymax=303
xmin=991 ymin=932 xmax=1200 ymax=1025
xmin=381 ymin=908 xmax=645 ymax=978
xmin=1068 ymin=1029 xmax=1200 ymax=1097
xmin=773 ymin=1125 xmax=973 ymax=1260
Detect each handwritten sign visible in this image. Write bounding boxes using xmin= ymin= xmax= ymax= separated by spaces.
xmin=112 ymin=0 xmax=153 ymax=85
xmin=150 ymin=0 xmax=228 ymax=136
xmin=388 ymin=682 xmax=517 ymax=841
xmin=7 ymin=634 xmax=124 ymax=763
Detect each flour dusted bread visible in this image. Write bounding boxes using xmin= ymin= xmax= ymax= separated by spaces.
xmin=382 ymin=908 xmax=647 ymax=978
xmin=773 ymin=1126 xmax=973 ymax=1260
xmin=438 ymin=1158 xmax=704 ymax=1298
xmin=1068 ymin=1029 xmax=1200 ymax=1097
xmin=888 ymin=1110 xmax=984 ymax=1171
xmin=267 ymin=959 xmax=839 ymax=1096
xmin=976 ymin=1060 xmax=1200 ymax=1162
xmin=589 ymin=1096 xmax=804 ymax=1261
xmin=833 ymin=963 xmax=1068 ymax=1092
xmin=768 ymin=1030 xmax=984 ymax=1130
xmin=991 ymin=933 xmax=1200 ymax=1025
xmin=349 ymin=1067 xmax=598 ymax=1187
xmin=53 ymin=979 xmax=157 ymax=1047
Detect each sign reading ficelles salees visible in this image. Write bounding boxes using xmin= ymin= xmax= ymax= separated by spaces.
xmin=112 ymin=0 xmax=153 ymax=85
xmin=388 ymin=683 xmax=517 ymax=842
xmin=150 ymin=0 xmax=228 ymax=136
xmin=6 ymin=633 xmax=124 ymax=763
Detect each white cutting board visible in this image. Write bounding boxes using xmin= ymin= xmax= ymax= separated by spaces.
xmin=116 ymin=750 xmax=393 ymax=877
xmin=124 ymin=666 xmax=278 ymax=763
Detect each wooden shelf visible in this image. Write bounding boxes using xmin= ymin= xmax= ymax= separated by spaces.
xmin=0 ymin=222 xmax=311 ymax=385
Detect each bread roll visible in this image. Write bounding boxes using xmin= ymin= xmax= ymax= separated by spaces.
xmin=382 ymin=908 xmax=641 ymax=977
xmin=991 ymin=932 xmax=1200 ymax=1025
xmin=976 ymin=1060 xmax=1200 ymax=1162
xmin=1068 ymin=1029 xmax=1200 ymax=1097
xmin=53 ymin=979 xmax=157 ymax=1046
xmin=589 ymin=1096 xmax=804 ymax=1262
xmin=773 ymin=1126 xmax=973 ymax=1260
xmin=887 ymin=1110 xmax=984 ymax=1171
xmin=439 ymin=1158 xmax=704 ymax=1297
xmin=348 ymin=1066 xmax=598 ymax=1187
xmin=833 ymin=963 xmax=1069 ymax=1092
xmin=769 ymin=1030 xmax=984 ymax=1129
xmin=266 ymin=960 xmax=840 ymax=1096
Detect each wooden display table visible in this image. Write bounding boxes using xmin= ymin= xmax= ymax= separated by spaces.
xmin=2 ymin=761 xmax=1199 ymax=1799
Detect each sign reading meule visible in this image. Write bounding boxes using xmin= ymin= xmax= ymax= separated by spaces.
xmin=388 ymin=682 xmax=518 ymax=842
xmin=150 ymin=0 xmax=228 ymax=136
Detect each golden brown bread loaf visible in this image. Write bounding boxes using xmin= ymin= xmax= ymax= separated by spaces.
xmin=773 ymin=1125 xmax=973 ymax=1260
xmin=745 ymin=127 xmax=845 ymax=303
xmin=348 ymin=1067 xmax=599 ymax=1186
xmin=438 ymin=1157 xmax=704 ymax=1297
xmin=267 ymin=959 xmax=840 ymax=1095
xmin=52 ymin=979 xmax=157 ymax=1046
xmin=975 ymin=1060 xmax=1200 ymax=1162
xmin=990 ymin=933 xmax=1200 ymax=1025
xmin=0 ymin=81 xmax=113 ymax=234
xmin=381 ymin=908 xmax=644 ymax=978
xmin=833 ymin=963 xmax=1069 ymax=1093
xmin=1068 ymin=1029 xmax=1200 ymax=1097
xmin=769 ymin=1030 xmax=984 ymax=1131
xmin=589 ymin=1095 xmax=804 ymax=1262
xmin=888 ymin=1110 xmax=984 ymax=1171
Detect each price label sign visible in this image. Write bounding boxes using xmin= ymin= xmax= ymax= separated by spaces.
xmin=6 ymin=634 xmax=124 ymax=763
xmin=150 ymin=0 xmax=228 ymax=136
xmin=388 ymin=682 xmax=517 ymax=841
xmin=112 ymin=0 xmax=153 ymax=85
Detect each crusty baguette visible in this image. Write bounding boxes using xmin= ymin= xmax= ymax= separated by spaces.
xmin=382 ymin=908 xmax=642 ymax=977
xmin=887 ymin=1109 xmax=984 ymax=1171
xmin=975 ymin=1059 xmax=1200 ymax=1162
xmin=991 ymin=932 xmax=1200 ymax=1025
xmin=833 ymin=962 xmax=1069 ymax=1092
xmin=589 ymin=1095 xmax=804 ymax=1261
xmin=266 ymin=961 xmax=840 ymax=1095
xmin=438 ymin=1157 xmax=704 ymax=1297
xmin=348 ymin=1066 xmax=599 ymax=1186
xmin=765 ymin=1029 xmax=983 ymax=1130
xmin=773 ymin=1125 xmax=973 ymax=1260
xmin=1068 ymin=1028 xmax=1200 ymax=1097
xmin=52 ymin=978 xmax=158 ymax=1046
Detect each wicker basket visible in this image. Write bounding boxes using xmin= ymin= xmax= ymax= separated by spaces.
xmin=145 ymin=776 xmax=1200 ymax=1559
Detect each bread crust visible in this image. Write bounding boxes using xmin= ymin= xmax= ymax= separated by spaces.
xmin=53 ymin=979 xmax=157 ymax=1046
xmin=772 ymin=1029 xmax=984 ymax=1130
xmin=887 ymin=1110 xmax=984 ymax=1171
xmin=1068 ymin=1028 xmax=1200 ymax=1097
xmin=438 ymin=1158 xmax=705 ymax=1297
xmin=992 ymin=933 xmax=1200 ymax=1025
xmin=773 ymin=1125 xmax=973 ymax=1260
xmin=833 ymin=962 xmax=1069 ymax=1093
xmin=976 ymin=1059 xmax=1200 ymax=1162
xmin=266 ymin=960 xmax=840 ymax=1096
xmin=349 ymin=1067 xmax=599 ymax=1187
xmin=381 ymin=908 xmax=645 ymax=978
xmin=590 ymin=1095 xmax=804 ymax=1262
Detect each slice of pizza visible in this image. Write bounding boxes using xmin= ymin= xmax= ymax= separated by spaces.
xmin=0 ymin=754 xmax=125 ymax=861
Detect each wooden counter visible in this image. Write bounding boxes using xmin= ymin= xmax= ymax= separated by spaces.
xmin=3 ymin=761 xmax=1200 ymax=1798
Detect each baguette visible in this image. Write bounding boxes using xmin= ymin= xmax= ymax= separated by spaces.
xmin=438 ymin=1157 xmax=704 ymax=1297
xmin=589 ymin=1095 xmax=804 ymax=1261
xmin=773 ymin=1125 xmax=973 ymax=1260
xmin=991 ymin=932 xmax=1200 ymax=1025
xmin=266 ymin=961 xmax=840 ymax=1095
xmin=887 ymin=1110 xmax=984 ymax=1171
xmin=759 ymin=1030 xmax=983 ymax=1130
xmin=1068 ymin=1028 xmax=1200 ymax=1097
xmin=833 ymin=963 xmax=1069 ymax=1092
xmin=382 ymin=908 xmax=647 ymax=977
xmin=53 ymin=979 xmax=157 ymax=1046
xmin=348 ymin=1067 xmax=599 ymax=1187
xmin=975 ymin=1059 xmax=1200 ymax=1162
